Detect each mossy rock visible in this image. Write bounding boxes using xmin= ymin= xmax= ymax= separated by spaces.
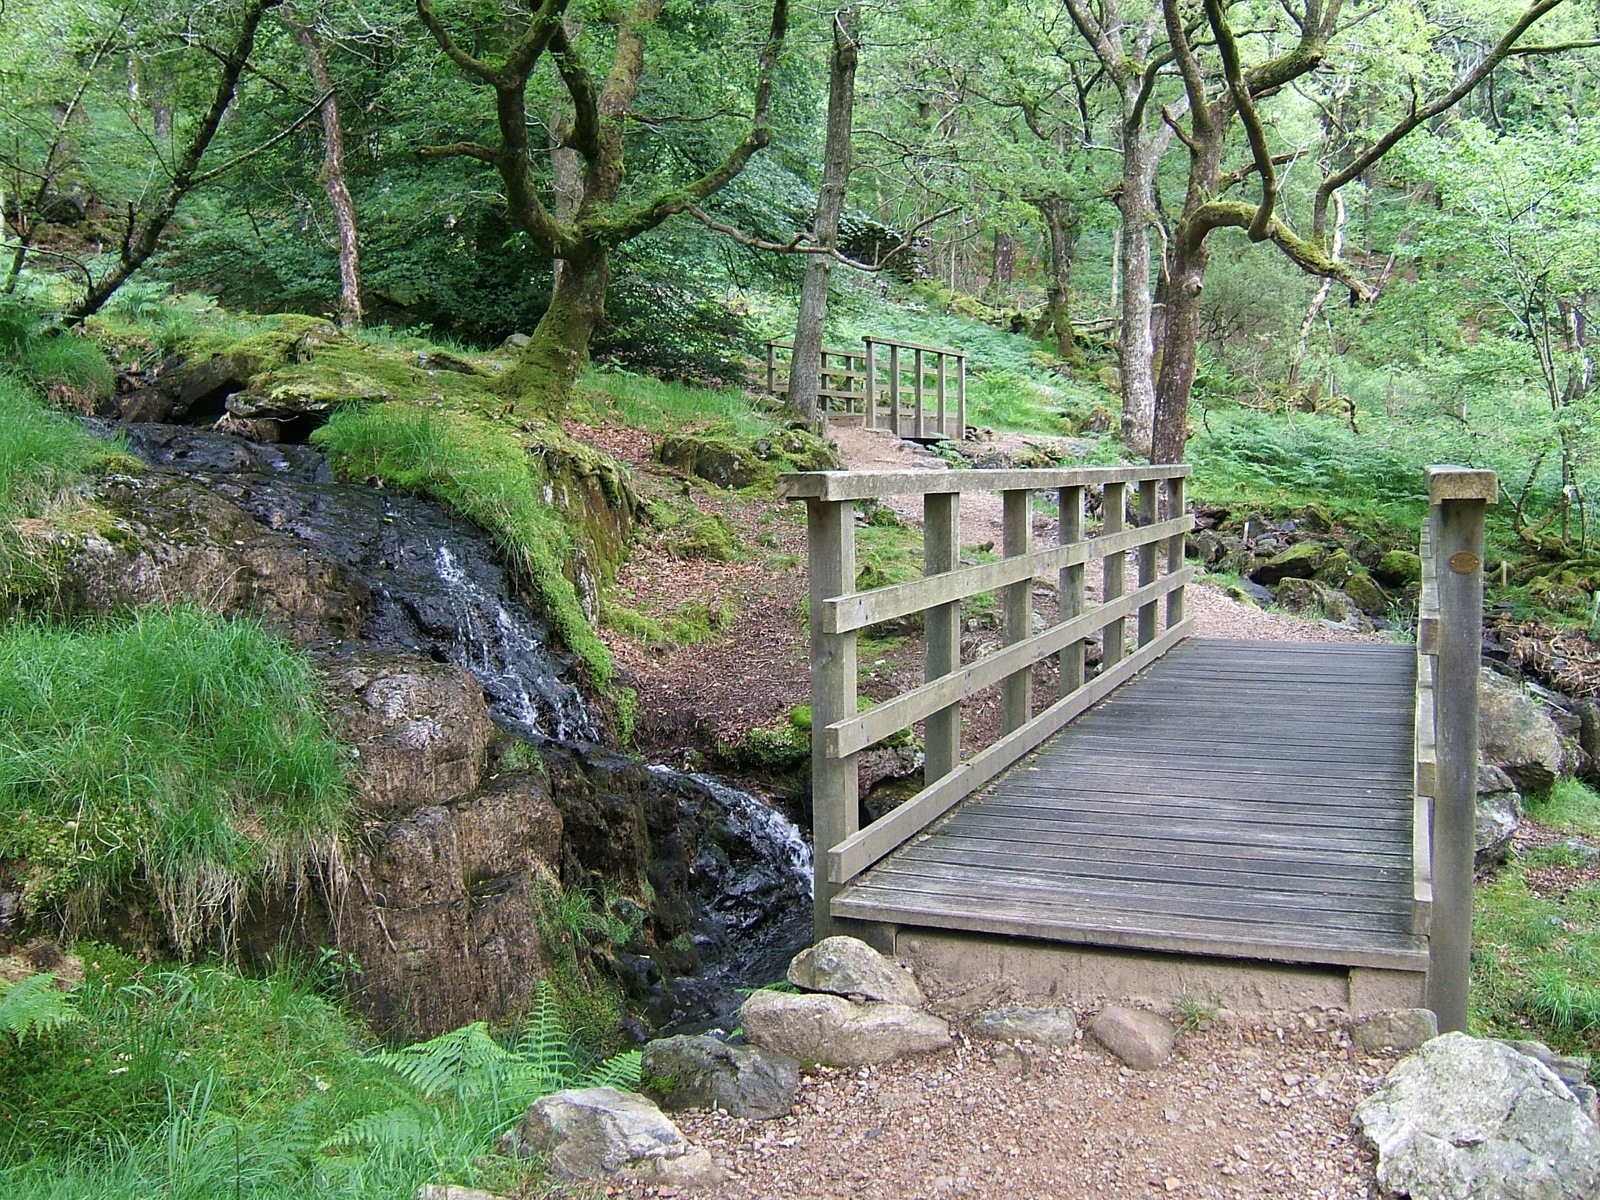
xmin=1315 ymin=549 xmax=1359 ymax=586
xmin=657 ymin=424 xmax=838 ymax=491
xmin=1249 ymin=541 xmax=1328 ymax=585
xmin=1373 ymin=550 xmax=1423 ymax=588
xmin=1275 ymin=577 xmax=1354 ymax=621
xmin=1343 ymin=572 xmax=1388 ymax=617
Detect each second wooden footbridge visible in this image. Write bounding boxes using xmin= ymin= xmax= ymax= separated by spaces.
xmin=779 ymin=462 xmax=1496 ymax=1031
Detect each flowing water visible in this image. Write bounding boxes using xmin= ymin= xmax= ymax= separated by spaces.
xmin=110 ymin=422 xmax=813 ymax=1031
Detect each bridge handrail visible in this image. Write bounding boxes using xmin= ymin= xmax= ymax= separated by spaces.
xmin=1415 ymin=465 xmax=1496 ymax=1033
xmin=785 ymin=463 xmax=1195 ymax=938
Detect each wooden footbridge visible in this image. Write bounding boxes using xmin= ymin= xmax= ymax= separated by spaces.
xmin=779 ymin=464 xmax=1496 ymax=1030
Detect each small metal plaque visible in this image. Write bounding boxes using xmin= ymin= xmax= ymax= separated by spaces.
xmin=1449 ymin=552 xmax=1482 ymax=574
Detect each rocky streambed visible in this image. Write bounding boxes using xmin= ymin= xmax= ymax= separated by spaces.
xmin=26 ymin=413 xmax=813 ymax=1039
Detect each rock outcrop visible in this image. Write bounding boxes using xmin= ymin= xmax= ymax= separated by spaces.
xmin=1480 ymin=668 xmax=1567 ymax=792
xmin=641 ymin=1034 xmax=799 ymax=1120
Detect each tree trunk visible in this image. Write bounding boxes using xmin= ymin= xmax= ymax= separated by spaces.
xmin=500 ymin=248 xmax=610 ymax=410
xmin=1030 ymin=197 xmax=1082 ymax=365
xmin=787 ymin=6 xmax=858 ymax=428
xmin=1116 ymin=129 xmax=1161 ymax=456
xmin=285 ymin=8 xmax=362 ymax=327
xmin=1151 ymin=233 xmax=1209 ymax=463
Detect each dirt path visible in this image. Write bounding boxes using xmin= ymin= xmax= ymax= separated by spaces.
xmin=593 ymin=1020 xmax=1393 ymax=1200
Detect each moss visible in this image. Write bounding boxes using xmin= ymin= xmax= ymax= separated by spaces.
xmin=648 ymin=498 xmax=741 ymax=562
xmin=1373 ymin=549 xmax=1423 ymax=587
xmin=1315 ymin=549 xmax=1358 ymax=585
xmin=601 ymin=597 xmax=736 ymax=649
xmin=656 ymin=422 xmax=839 ymax=492
xmin=1343 ymin=572 xmax=1389 ymax=617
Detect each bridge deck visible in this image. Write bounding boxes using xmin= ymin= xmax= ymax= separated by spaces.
xmin=834 ymin=637 xmax=1427 ymax=971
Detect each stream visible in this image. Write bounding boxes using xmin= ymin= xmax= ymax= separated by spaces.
xmin=106 ymin=422 xmax=813 ymax=1034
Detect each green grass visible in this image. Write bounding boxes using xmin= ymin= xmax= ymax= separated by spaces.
xmin=312 ymin=403 xmax=612 ymax=685
xmin=0 ymin=954 xmax=633 ymax=1200
xmin=0 ymin=376 xmax=110 ymax=519
xmin=583 ymin=364 xmax=779 ymax=437
xmin=1472 ymin=780 xmax=1600 ymax=1068
xmin=0 ymin=607 xmax=350 ymax=954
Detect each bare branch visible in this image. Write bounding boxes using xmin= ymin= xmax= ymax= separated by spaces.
xmin=685 ymin=204 xmax=957 ymax=272
xmin=192 ymin=89 xmax=333 ymax=184
xmin=417 ymin=142 xmax=499 ymax=165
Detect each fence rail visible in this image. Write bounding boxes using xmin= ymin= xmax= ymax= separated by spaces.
xmin=765 ymin=337 xmax=966 ymax=441
xmin=781 ymin=464 xmax=1195 ymax=937
xmin=1414 ymin=466 xmax=1496 ymax=1033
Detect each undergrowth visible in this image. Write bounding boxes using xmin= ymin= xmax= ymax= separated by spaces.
xmin=1472 ymin=780 xmax=1600 ymax=1069
xmin=0 ymin=956 xmax=630 ymax=1199
xmin=312 ymin=403 xmax=612 ymax=685
xmin=0 ymin=607 xmax=350 ymax=955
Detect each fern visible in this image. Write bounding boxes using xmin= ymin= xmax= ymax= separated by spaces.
xmin=0 ymin=973 xmax=82 ymax=1040
xmin=318 ymin=1105 xmax=438 ymax=1155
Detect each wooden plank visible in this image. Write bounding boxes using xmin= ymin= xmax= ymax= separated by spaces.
xmin=831 ymin=887 xmax=1429 ymax=971
xmin=923 ymin=828 xmax=1411 ymax=874
xmin=779 ymin=464 xmax=1193 ymax=503
xmin=957 ymin=803 xmax=1409 ymax=844
xmin=1166 ymin=475 xmax=1187 ymax=628
xmin=820 ymin=516 xmax=1192 ymax=634
xmin=1427 ymin=465 xmax=1500 ymax=504
xmin=826 ymin=619 xmax=1193 ymax=883
xmin=823 ymin=569 xmax=1192 ymax=756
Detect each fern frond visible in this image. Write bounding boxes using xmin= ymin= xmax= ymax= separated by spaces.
xmin=371 ymin=1022 xmax=513 ymax=1100
xmin=0 ymin=973 xmax=82 ymax=1040
xmin=318 ymin=1104 xmax=436 ymax=1154
xmin=581 ymin=1048 xmax=642 ymax=1090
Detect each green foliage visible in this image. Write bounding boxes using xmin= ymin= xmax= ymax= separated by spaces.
xmin=1528 ymin=780 xmax=1600 ymax=839
xmin=0 ymin=974 xmax=82 ymax=1042
xmin=312 ymin=403 xmax=612 ymax=685
xmin=602 ymin=595 xmax=738 ymax=649
xmin=0 ymin=376 xmax=110 ymax=520
xmin=0 ymin=607 xmax=350 ymax=953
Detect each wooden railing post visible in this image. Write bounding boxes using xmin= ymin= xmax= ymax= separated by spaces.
xmin=1424 ymin=465 xmax=1496 ymax=1033
xmin=913 ymin=348 xmax=926 ymax=438
xmin=766 ymin=340 xmax=779 ymax=395
xmin=864 ymin=340 xmax=877 ymax=429
xmin=1002 ymin=488 xmax=1033 ymax=732
xmin=1137 ymin=478 xmax=1159 ymax=646
xmin=956 ymin=355 xmax=967 ymax=439
xmin=888 ymin=343 xmax=901 ymax=436
xmin=1102 ymin=481 xmax=1127 ymax=666
xmin=936 ymin=353 xmax=948 ymax=440
xmin=808 ymin=497 xmax=858 ymax=940
xmin=1059 ymin=485 xmax=1086 ymax=695
xmin=1165 ymin=475 xmax=1187 ymax=629
xmin=925 ymin=493 xmax=962 ymax=782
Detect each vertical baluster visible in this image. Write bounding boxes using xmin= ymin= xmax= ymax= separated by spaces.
xmin=888 ymin=343 xmax=901 ymax=436
xmin=924 ymin=492 xmax=961 ymax=782
xmin=865 ymin=340 xmax=877 ymax=429
xmin=936 ymin=354 xmax=948 ymax=439
xmin=1002 ymin=488 xmax=1033 ymax=732
xmin=1137 ymin=478 xmax=1159 ymax=646
xmin=1059 ymin=485 xmax=1086 ymax=696
xmin=1166 ymin=475 xmax=1187 ymax=629
xmin=913 ymin=348 xmax=926 ymax=439
xmin=1102 ymin=481 xmax=1126 ymax=667
xmin=808 ymin=498 xmax=857 ymax=940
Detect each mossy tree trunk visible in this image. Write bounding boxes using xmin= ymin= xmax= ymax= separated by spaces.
xmin=1030 ymin=196 xmax=1083 ymax=367
xmin=416 ymin=0 xmax=789 ymax=415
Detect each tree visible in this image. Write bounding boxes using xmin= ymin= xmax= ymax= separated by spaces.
xmin=787 ymin=7 xmax=859 ymax=427
xmin=1144 ymin=0 xmax=1575 ymax=463
xmin=415 ymin=0 xmax=790 ymax=412
xmin=282 ymin=1 xmax=363 ymax=327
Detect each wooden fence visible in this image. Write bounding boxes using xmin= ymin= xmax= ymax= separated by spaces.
xmin=1414 ymin=466 xmax=1497 ymax=1032
xmin=779 ymin=464 xmax=1195 ymax=937
xmin=764 ymin=337 xmax=966 ymax=441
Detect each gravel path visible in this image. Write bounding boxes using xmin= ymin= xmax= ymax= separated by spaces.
xmin=596 ymin=1020 xmax=1393 ymax=1200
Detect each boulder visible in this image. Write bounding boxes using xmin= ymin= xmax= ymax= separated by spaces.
xmin=641 ymin=1034 xmax=799 ymax=1120
xmin=787 ymin=936 xmax=925 ymax=1007
xmin=1274 ymin=577 xmax=1357 ymax=623
xmin=972 ymin=1005 xmax=1079 ymax=1046
xmin=415 ymin=1188 xmax=506 ymax=1200
xmin=1373 ymin=550 xmax=1423 ymax=588
xmin=1480 ymin=669 xmax=1566 ymax=793
xmin=1249 ymin=541 xmax=1328 ymax=585
xmin=1352 ymin=1008 xmax=1438 ymax=1054
xmin=740 ymin=989 xmax=951 ymax=1068
xmin=1088 ymin=1006 xmax=1176 ymax=1070
xmin=1477 ymin=764 xmax=1525 ymax=871
xmin=507 ymin=1086 xmax=722 ymax=1187
xmin=1343 ymin=573 xmax=1389 ymax=618
xmin=1354 ymin=1032 xmax=1600 ymax=1200
xmin=1315 ymin=548 xmax=1359 ymax=585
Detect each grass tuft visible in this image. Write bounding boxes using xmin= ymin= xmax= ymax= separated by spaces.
xmin=312 ymin=404 xmax=612 ymax=686
xmin=0 ymin=607 xmax=350 ymax=954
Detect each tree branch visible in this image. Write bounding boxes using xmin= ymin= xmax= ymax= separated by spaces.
xmin=685 ymin=204 xmax=956 ymax=271
xmin=1205 ymin=0 xmax=1276 ymax=239
xmin=1313 ymin=0 xmax=1570 ymax=238
xmin=192 ymin=89 xmax=333 ymax=184
xmin=413 ymin=0 xmax=499 ymax=83
xmin=1188 ymin=198 xmax=1371 ymax=299
xmin=417 ymin=142 xmax=499 ymax=164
